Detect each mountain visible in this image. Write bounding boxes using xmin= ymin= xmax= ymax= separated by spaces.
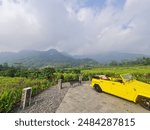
xmin=0 ymin=49 xmax=149 ymax=68
xmin=74 ymin=52 xmax=149 ymax=63
xmin=0 ymin=49 xmax=98 ymax=68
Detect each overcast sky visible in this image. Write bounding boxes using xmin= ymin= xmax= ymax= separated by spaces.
xmin=0 ymin=0 xmax=150 ymax=55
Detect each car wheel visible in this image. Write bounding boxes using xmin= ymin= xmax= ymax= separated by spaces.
xmin=94 ymin=84 xmax=102 ymax=93
xmin=138 ymin=96 xmax=150 ymax=111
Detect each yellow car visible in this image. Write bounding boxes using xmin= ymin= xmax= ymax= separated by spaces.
xmin=90 ymin=74 xmax=150 ymax=110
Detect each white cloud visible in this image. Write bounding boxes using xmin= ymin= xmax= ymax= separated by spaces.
xmin=0 ymin=0 xmax=42 ymax=51
xmin=0 ymin=0 xmax=150 ymax=55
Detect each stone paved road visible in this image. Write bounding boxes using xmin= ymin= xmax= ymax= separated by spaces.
xmin=56 ymin=82 xmax=149 ymax=113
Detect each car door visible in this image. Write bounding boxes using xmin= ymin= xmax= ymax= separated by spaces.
xmin=122 ymin=81 xmax=137 ymax=101
xmin=99 ymin=79 xmax=112 ymax=93
xmin=110 ymin=81 xmax=128 ymax=99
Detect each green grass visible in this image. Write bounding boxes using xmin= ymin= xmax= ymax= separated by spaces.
xmin=0 ymin=77 xmax=52 ymax=112
xmin=82 ymin=66 xmax=150 ymax=74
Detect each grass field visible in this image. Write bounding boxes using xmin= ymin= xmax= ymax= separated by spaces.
xmin=0 ymin=77 xmax=52 ymax=112
xmin=81 ymin=66 xmax=150 ymax=83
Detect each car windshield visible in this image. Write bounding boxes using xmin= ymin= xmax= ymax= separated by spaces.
xmin=121 ymin=74 xmax=134 ymax=82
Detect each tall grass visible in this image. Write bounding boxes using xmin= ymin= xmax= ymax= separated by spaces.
xmin=0 ymin=77 xmax=52 ymax=112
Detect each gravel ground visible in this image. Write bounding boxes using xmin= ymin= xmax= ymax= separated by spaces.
xmin=17 ymin=82 xmax=71 ymax=113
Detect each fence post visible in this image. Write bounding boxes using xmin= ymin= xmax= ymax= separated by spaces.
xmin=58 ymin=79 xmax=62 ymax=90
xmin=79 ymin=76 xmax=82 ymax=85
xmin=21 ymin=87 xmax=32 ymax=110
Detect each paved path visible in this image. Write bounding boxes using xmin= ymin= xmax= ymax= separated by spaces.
xmin=56 ymin=82 xmax=149 ymax=113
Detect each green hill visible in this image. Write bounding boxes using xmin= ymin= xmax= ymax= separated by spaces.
xmin=0 ymin=49 xmax=98 ymax=68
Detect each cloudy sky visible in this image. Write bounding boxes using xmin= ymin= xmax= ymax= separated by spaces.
xmin=0 ymin=0 xmax=150 ymax=55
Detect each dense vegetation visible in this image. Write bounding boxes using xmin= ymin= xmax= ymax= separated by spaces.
xmin=0 ymin=64 xmax=58 ymax=112
xmin=109 ymin=57 xmax=150 ymax=66
xmin=0 ymin=77 xmax=52 ymax=112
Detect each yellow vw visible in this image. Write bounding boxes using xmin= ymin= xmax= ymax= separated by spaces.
xmin=91 ymin=74 xmax=150 ymax=110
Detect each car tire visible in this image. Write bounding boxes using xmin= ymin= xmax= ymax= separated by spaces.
xmin=94 ymin=84 xmax=102 ymax=93
xmin=138 ymin=96 xmax=150 ymax=111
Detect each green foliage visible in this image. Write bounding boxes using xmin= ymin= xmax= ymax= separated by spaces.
xmin=63 ymin=73 xmax=79 ymax=82
xmin=0 ymin=89 xmax=22 ymax=112
xmin=109 ymin=57 xmax=150 ymax=66
xmin=62 ymin=68 xmax=81 ymax=74
xmin=40 ymin=67 xmax=55 ymax=80
xmin=0 ymin=77 xmax=52 ymax=112
xmin=0 ymin=65 xmax=56 ymax=81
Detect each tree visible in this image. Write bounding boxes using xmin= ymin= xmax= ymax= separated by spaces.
xmin=109 ymin=60 xmax=118 ymax=66
xmin=41 ymin=67 xmax=55 ymax=80
xmin=4 ymin=68 xmax=17 ymax=77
